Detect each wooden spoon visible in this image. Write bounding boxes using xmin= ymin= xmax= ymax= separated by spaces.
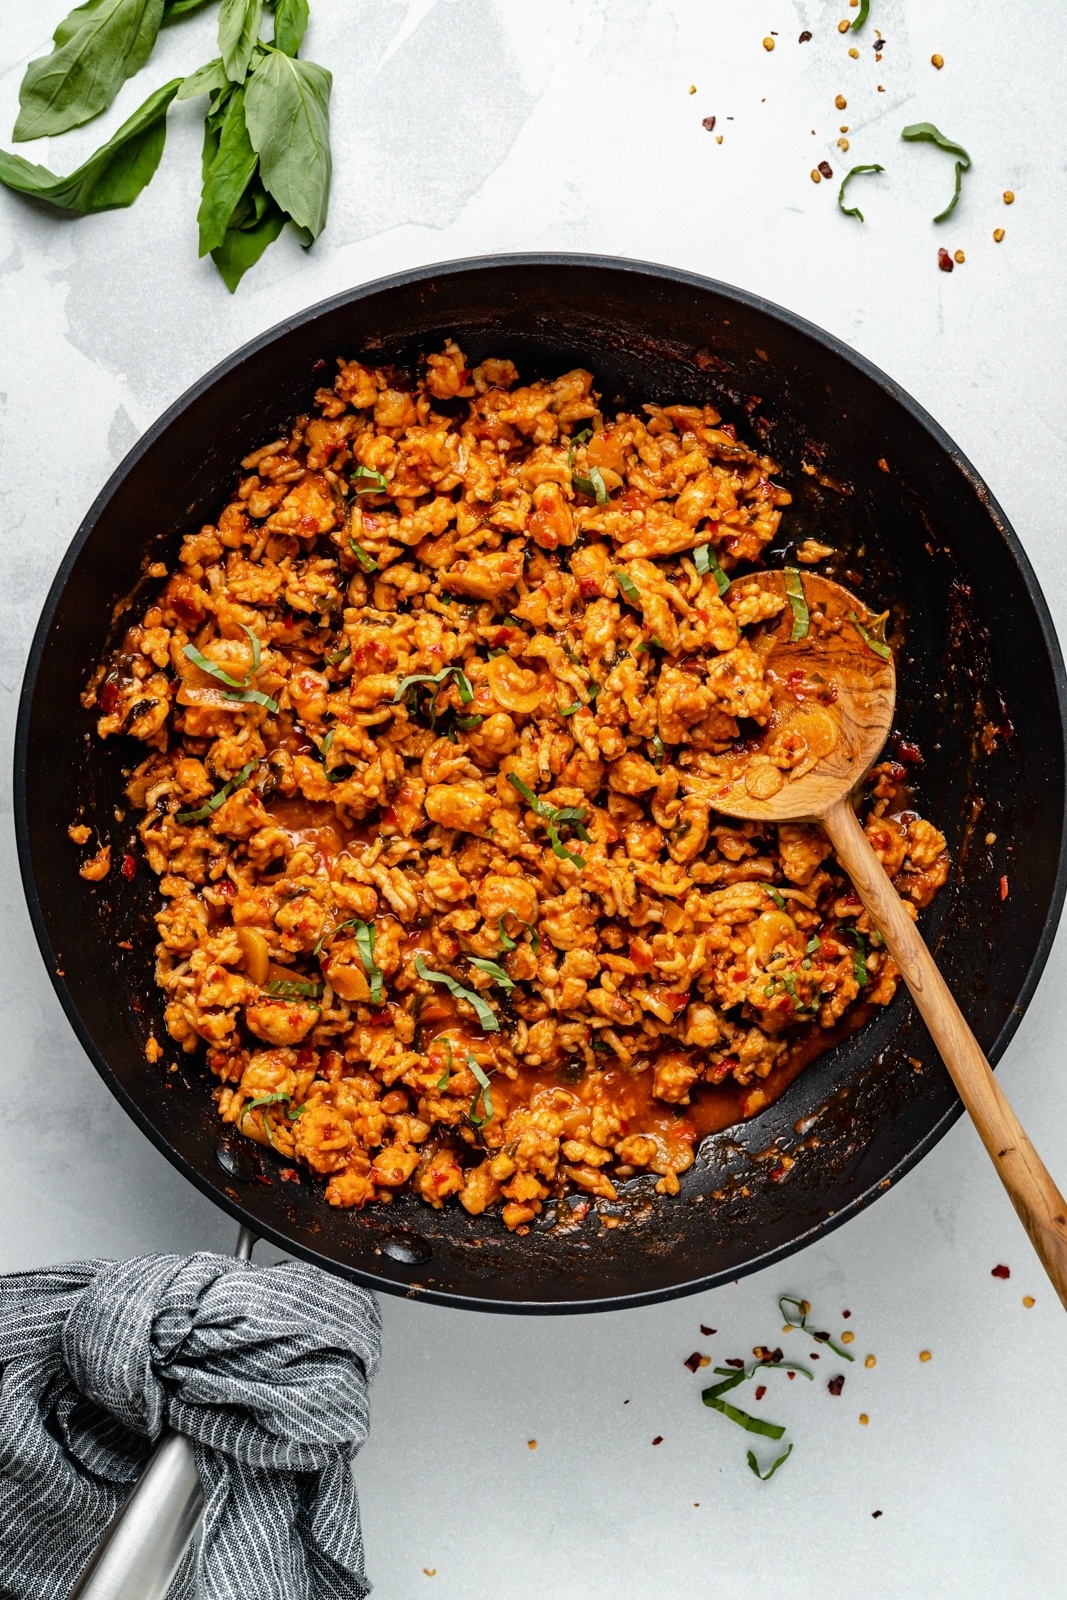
xmin=706 ymin=568 xmax=1067 ymax=1310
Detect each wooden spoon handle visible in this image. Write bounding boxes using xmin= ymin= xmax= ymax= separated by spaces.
xmin=822 ymin=795 xmax=1067 ymax=1311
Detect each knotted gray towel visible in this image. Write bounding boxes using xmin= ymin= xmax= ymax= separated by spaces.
xmin=0 ymin=1252 xmax=381 ymax=1600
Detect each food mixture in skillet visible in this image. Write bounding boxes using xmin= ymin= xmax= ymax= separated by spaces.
xmin=85 ymin=345 xmax=950 ymax=1231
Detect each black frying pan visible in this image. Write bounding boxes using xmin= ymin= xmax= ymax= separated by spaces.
xmin=15 ymin=255 xmax=1067 ymax=1313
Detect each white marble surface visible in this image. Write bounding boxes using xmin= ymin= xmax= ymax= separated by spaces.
xmin=2 ymin=2 xmax=1065 ymax=1596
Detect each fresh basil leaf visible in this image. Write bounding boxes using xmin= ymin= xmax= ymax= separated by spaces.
xmin=14 ymin=0 xmax=165 ymax=143
xmin=164 ymin=0 xmax=214 ymax=16
xmin=245 ymin=48 xmax=332 ymax=237
xmin=176 ymin=758 xmax=257 ymax=822
xmin=209 ymin=173 xmax=286 ymax=290
xmin=901 ymin=121 xmax=972 ymax=222
xmin=219 ymin=0 xmax=263 ymax=82
xmin=783 ymin=568 xmax=809 ymax=641
xmin=838 ymin=162 xmax=885 ymax=222
xmin=747 ymin=1443 xmax=793 ymax=1480
xmin=0 ymin=77 xmax=180 ymax=212
xmin=178 ymin=58 xmax=229 ymax=100
xmin=468 ymin=956 xmax=515 ymax=993
xmin=197 ymin=83 xmax=258 ymax=255
xmin=272 ymin=0 xmax=308 ymax=55
xmin=414 ymin=955 xmax=499 ymax=1033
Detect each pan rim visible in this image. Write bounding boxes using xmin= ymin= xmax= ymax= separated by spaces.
xmin=14 ymin=251 xmax=1067 ymax=1313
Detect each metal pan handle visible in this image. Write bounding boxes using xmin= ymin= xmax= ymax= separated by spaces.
xmin=67 ymin=1228 xmax=257 ymax=1600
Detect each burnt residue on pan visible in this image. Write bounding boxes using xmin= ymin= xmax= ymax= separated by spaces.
xmin=15 ymin=257 xmax=1067 ymax=1313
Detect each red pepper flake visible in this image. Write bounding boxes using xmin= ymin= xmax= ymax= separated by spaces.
xmin=799 ymin=29 xmax=812 ymax=41
xmin=652 ymin=1435 xmax=663 ymax=1446
xmin=312 ymin=357 xmax=327 ymax=371
xmin=117 ymin=939 xmax=132 ymax=951
xmin=768 ymin=1163 xmax=789 ymax=1183
xmin=999 ymin=874 xmax=1009 ymax=901
xmin=279 ymin=1167 xmax=301 ymax=1183
xmin=842 ymin=1309 xmax=851 ymax=1318
xmin=725 ymin=1358 xmax=746 ymax=1369
xmin=684 ymin=1351 xmax=704 ymax=1373
xmin=787 ymin=1370 xmax=795 ymax=1380
xmin=827 ymin=1375 xmax=845 ymax=1396
xmin=700 ymin=1325 xmax=716 ymax=1336
xmin=754 ymin=1385 xmax=767 ymax=1401
xmin=120 ymin=853 xmax=136 ymax=880
xmin=818 ymin=160 xmax=833 ymax=180
xmin=938 ymin=247 xmax=954 ymax=272
xmin=810 ymin=1351 xmax=820 ymax=1359
xmin=702 ymin=116 xmax=717 ymax=132
xmin=991 ymin=1263 xmax=1011 ymax=1279
xmin=872 ymin=1509 xmax=883 ymax=1518
xmin=892 ymin=736 xmax=923 ymax=766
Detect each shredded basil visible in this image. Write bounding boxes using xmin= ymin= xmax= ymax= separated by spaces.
xmin=468 ymin=956 xmax=515 ymax=993
xmin=265 ymin=977 xmax=323 ymax=999
xmin=570 ymin=426 xmax=593 ymax=445
xmin=455 ymin=714 xmax=484 ymax=730
xmin=767 ymin=887 xmax=787 ymax=910
xmin=240 ymin=1090 xmax=302 ymax=1151
xmin=852 ymin=0 xmax=870 ymax=28
xmin=351 ymin=465 xmax=389 ymax=494
xmin=324 ymin=638 xmax=351 ymax=665
xmin=506 ymin=772 xmax=589 ymax=868
xmin=572 ymin=464 xmax=608 ymax=504
xmin=852 ymin=930 xmax=868 ymax=988
xmin=393 ymin=664 xmax=473 ymax=708
xmin=614 ymin=570 xmax=640 ymax=605
xmin=176 ymin=758 xmax=257 ymax=822
xmin=848 ymin=609 xmax=892 ymax=660
xmin=693 ymin=543 xmax=730 ymax=596
xmin=466 ymin=1055 xmax=494 ymax=1126
xmin=783 ymin=569 xmax=809 ymax=642
xmin=349 ymin=538 xmax=378 ymax=573
xmin=312 ymin=916 xmax=384 ymax=1002
xmin=748 ymin=1443 xmax=794 ymax=1480
xmin=498 ymin=915 xmax=539 ymax=953
xmin=651 ymin=732 xmax=666 ymax=772
xmin=182 ymin=624 xmax=278 ymax=711
xmin=436 ymin=1036 xmax=454 ymax=1091
xmin=780 ymin=1295 xmax=855 ymax=1361
xmin=559 ymin=703 xmax=582 ymax=717
xmin=901 ymin=122 xmax=972 ymax=222
xmin=838 ymin=162 xmax=885 ymax=222
xmin=415 ymin=954 xmax=499 ymax=1032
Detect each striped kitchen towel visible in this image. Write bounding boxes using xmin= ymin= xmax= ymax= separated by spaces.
xmin=0 ymin=1253 xmax=381 ymax=1599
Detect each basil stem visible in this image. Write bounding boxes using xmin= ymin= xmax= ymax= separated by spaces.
xmin=415 ymin=955 xmax=499 ymax=1032
xmin=838 ymin=162 xmax=885 ymax=223
xmin=783 ymin=568 xmax=809 ymax=642
xmin=901 ymin=122 xmax=972 ymax=222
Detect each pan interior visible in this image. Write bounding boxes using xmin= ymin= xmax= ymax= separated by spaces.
xmin=16 ymin=257 xmax=1067 ymax=1311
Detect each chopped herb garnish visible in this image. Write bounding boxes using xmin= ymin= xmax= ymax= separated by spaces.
xmin=506 ymin=772 xmax=589 ymax=868
xmin=352 ymin=465 xmax=389 ymax=494
xmin=805 ymin=935 xmax=821 ymax=954
xmin=312 ymin=916 xmax=384 ymax=1002
xmin=852 ymin=931 xmax=869 ymax=988
xmin=748 ymin=1444 xmax=794 ymax=1480
xmin=468 ymin=956 xmax=516 ymax=993
xmin=497 ymin=918 xmax=517 ymax=952
xmin=349 ymin=538 xmax=379 ymax=573
xmin=176 ymin=759 xmax=257 ymax=823
xmin=849 ymin=609 xmax=892 ymax=660
xmin=572 ymin=464 xmax=609 ymax=504
xmin=559 ymin=703 xmax=582 ymax=717
xmin=780 ymin=1296 xmax=855 ymax=1360
xmin=571 ymin=426 xmax=593 ymax=445
xmin=693 ymin=543 xmax=730 ymax=596
xmin=838 ymin=162 xmax=885 ymax=222
xmin=614 ymin=570 xmax=640 ymax=605
xmin=436 ymin=1036 xmax=454 ymax=1091
xmin=455 ymin=714 xmax=484 ymax=730
xmin=264 ymin=977 xmax=323 ymax=999
xmin=651 ymin=732 xmax=666 ymax=772
xmin=901 ymin=122 xmax=972 ymax=222
xmin=393 ymin=664 xmax=473 ymax=712
xmin=466 ymin=1055 xmax=494 ymax=1126
xmin=851 ymin=0 xmax=870 ymax=29
xmin=767 ymin=887 xmax=787 ymax=910
xmin=182 ymin=624 xmax=279 ymax=712
xmin=324 ymin=638 xmax=351 ymax=665
xmin=415 ymin=954 xmax=499 ymax=1032
xmin=497 ymin=914 xmax=539 ymax=953
xmin=783 ymin=568 xmax=809 ymax=641
xmin=240 ymin=1091 xmax=302 ymax=1152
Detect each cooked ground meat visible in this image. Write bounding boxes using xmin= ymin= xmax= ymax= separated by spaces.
xmin=87 ymin=344 xmax=949 ymax=1232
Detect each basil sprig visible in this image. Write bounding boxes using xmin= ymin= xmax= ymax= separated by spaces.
xmin=175 ymin=758 xmax=257 ymax=822
xmin=901 ymin=122 xmax=972 ymax=222
xmin=2 ymin=0 xmax=333 ymax=291
xmin=506 ymin=772 xmax=589 ymax=869
xmin=0 ymin=77 xmax=181 ymax=213
xmin=783 ymin=568 xmax=809 ymax=642
xmin=838 ymin=162 xmax=885 ymax=223
xmin=414 ymin=954 xmax=499 ymax=1033
xmin=693 ymin=543 xmax=730 ymax=596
